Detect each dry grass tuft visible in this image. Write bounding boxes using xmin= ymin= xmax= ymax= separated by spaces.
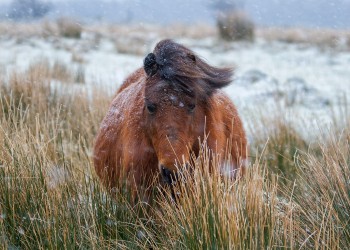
xmin=111 ymin=23 xmax=216 ymax=55
xmin=57 ymin=17 xmax=83 ymax=39
xmin=217 ymin=11 xmax=255 ymax=41
xmin=16 ymin=58 xmax=86 ymax=84
xmin=258 ymin=27 xmax=350 ymax=50
xmin=292 ymin=132 xmax=350 ymax=248
xmin=248 ymin=111 xmax=309 ymax=188
xmin=114 ymin=36 xmax=149 ymax=56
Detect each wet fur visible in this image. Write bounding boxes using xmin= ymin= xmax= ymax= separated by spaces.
xmin=93 ymin=39 xmax=247 ymax=199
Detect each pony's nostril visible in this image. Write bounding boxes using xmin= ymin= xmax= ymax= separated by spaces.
xmin=161 ymin=166 xmax=175 ymax=185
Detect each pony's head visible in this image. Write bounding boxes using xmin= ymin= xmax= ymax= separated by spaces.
xmin=143 ymin=39 xmax=233 ymax=185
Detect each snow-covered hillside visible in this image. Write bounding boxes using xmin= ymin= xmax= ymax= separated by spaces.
xmin=1 ymin=31 xmax=349 ymax=141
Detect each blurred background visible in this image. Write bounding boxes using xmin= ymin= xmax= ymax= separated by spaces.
xmin=0 ymin=0 xmax=350 ymax=28
xmin=0 ymin=0 xmax=349 ymax=138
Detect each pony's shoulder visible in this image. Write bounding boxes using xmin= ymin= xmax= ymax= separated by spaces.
xmin=116 ymin=68 xmax=146 ymax=95
xmin=210 ymin=90 xmax=239 ymax=115
xmin=211 ymin=90 xmax=232 ymax=104
xmin=98 ymin=71 xmax=145 ymax=142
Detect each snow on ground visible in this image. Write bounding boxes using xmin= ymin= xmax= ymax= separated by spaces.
xmin=1 ymin=33 xmax=349 ymax=141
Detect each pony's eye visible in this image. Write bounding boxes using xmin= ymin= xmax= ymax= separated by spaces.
xmin=146 ymin=103 xmax=157 ymax=114
xmin=188 ymin=103 xmax=196 ymax=112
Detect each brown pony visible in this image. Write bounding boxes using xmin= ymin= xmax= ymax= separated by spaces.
xmin=93 ymin=39 xmax=247 ymax=199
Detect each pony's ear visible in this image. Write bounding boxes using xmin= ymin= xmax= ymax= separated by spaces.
xmin=144 ymin=53 xmax=158 ymax=76
xmin=187 ymin=53 xmax=196 ymax=63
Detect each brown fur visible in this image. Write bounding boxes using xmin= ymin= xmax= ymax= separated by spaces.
xmin=93 ymin=39 xmax=247 ymax=199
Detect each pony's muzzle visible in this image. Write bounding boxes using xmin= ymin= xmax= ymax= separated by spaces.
xmin=160 ymin=165 xmax=177 ymax=185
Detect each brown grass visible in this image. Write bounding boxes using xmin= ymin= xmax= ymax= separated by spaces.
xmin=16 ymin=58 xmax=86 ymax=84
xmin=0 ymin=20 xmax=349 ymax=52
xmin=0 ymin=39 xmax=349 ymax=249
xmin=57 ymin=17 xmax=83 ymax=39
xmin=217 ymin=11 xmax=255 ymax=41
xmin=110 ymin=23 xmax=216 ymax=55
xmin=258 ymin=27 xmax=350 ymax=50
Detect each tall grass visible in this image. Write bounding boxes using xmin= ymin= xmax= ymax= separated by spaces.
xmin=0 ymin=63 xmax=160 ymax=249
xmin=248 ymin=111 xmax=310 ymax=189
xmin=1 ymin=60 xmax=350 ymax=249
xmin=293 ymin=131 xmax=350 ymax=248
xmin=156 ymin=145 xmax=296 ymax=249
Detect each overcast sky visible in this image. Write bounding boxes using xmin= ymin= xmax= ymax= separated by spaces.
xmin=0 ymin=0 xmax=349 ymax=28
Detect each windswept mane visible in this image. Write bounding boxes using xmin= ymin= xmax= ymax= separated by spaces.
xmin=144 ymin=39 xmax=234 ymax=97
